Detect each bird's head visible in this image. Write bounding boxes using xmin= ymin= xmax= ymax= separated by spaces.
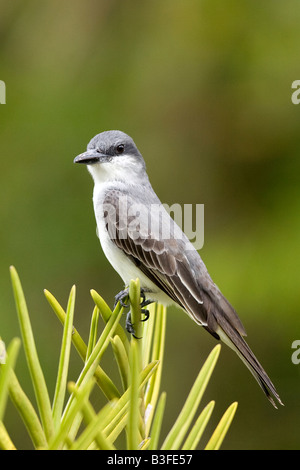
xmin=74 ymin=130 xmax=147 ymax=185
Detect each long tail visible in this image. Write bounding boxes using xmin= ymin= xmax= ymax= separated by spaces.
xmin=214 ymin=315 xmax=284 ymax=408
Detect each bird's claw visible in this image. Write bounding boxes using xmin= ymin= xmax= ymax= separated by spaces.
xmin=141 ymin=308 xmax=150 ymax=322
xmin=114 ymin=287 xmax=154 ymax=337
xmin=114 ymin=288 xmax=130 ymax=309
xmin=125 ymin=311 xmax=142 ymax=339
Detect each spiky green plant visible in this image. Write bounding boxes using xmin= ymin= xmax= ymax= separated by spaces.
xmin=0 ymin=266 xmax=237 ymax=450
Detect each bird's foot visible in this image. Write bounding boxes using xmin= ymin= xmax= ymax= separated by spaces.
xmin=114 ymin=288 xmax=130 ymax=309
xmin=141 ymin=308 xmax=150 ymax=322
xmin=125 ymin=308 xmax=151 ymax=338
xmin=125 ymin=311 xmax=141 ymax=339
xmin=115 ymin=287 xmax=155 ymax=336
xmin=114 ymin=287 xmax=154 ymax=310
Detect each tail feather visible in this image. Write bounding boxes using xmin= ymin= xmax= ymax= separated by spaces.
xmin=215 ymin=316 xmax=284 ymax=408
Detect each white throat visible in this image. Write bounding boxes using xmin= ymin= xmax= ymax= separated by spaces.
xmin=87 ymin=154 xmax=146 ymax=186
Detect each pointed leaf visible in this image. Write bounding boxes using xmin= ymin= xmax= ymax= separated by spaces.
xmin=8 ymin=370 xmax=47 ymax=448
xmin=10 ymin=266 xmax=54 ymax=441
xmin=111 ymin=335 xmax=129 ymax=390
xmin=161 ymin=344 xmax=221 ymax=450
xmin=182 ymin=401 xmax=215 ymax=450
xmin=205 ymin=401 xmax=238 ymax=450
xmin=148 ymin=392 xmax=166 ymax=450
xmin=0 ymin=338 xmax=21 ymax=421
xmin=86 ymin=306 xmax=100 ymax=360
xmin=52 ymin=285 xmax=76 ymax=430
xmin=44 ymin=288 xmax=120 ymax=400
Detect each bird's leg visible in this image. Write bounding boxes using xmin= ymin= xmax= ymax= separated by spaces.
xmin=139 ymin=290 xmax=154 ymax=323
xmin=125 ymin=311 xmax=142 ymax=339
xmin=114 ymin=287 xmax=130 ymax=309
xmin=115 ymin=287 xmax=155 ymax=336
xmin=140 ymin=299 xmax=153 ymax=323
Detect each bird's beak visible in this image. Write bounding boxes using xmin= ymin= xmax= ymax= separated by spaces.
xmin=74 ymin=149 xmax=106 ymax=165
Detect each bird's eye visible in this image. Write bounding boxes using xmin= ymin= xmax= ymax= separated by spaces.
xmin=116 ymin=144 xmax=125 ymax=154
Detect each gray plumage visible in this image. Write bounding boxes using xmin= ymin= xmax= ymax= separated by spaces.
xmin=74 ymin=130 xmax=283 ymax=408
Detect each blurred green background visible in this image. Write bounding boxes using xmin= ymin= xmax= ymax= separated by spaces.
xmin=1 ymin=0 xmax=300 ymax=449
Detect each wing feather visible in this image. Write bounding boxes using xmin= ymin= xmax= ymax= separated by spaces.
xmin=103 ymin=189 xmax=246 ymax=336
xmin=103 ymin=191 xmax=209 ymax=323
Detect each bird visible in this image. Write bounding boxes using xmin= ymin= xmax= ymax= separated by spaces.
xmin=74 ymin=130 xmax=283 ymax=408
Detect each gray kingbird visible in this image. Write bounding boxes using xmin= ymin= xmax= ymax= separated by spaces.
xmin=74 ymin=130 xmax=283 ymax=408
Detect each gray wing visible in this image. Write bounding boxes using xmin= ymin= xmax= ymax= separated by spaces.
xmin=103 ymin=189 xmax=284 ymax=407
xmin=103 ymin=189 xmax=246 ymax=339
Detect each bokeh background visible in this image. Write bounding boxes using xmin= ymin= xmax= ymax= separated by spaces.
xmin=1 ymin=0 xmax=300 ymax=449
